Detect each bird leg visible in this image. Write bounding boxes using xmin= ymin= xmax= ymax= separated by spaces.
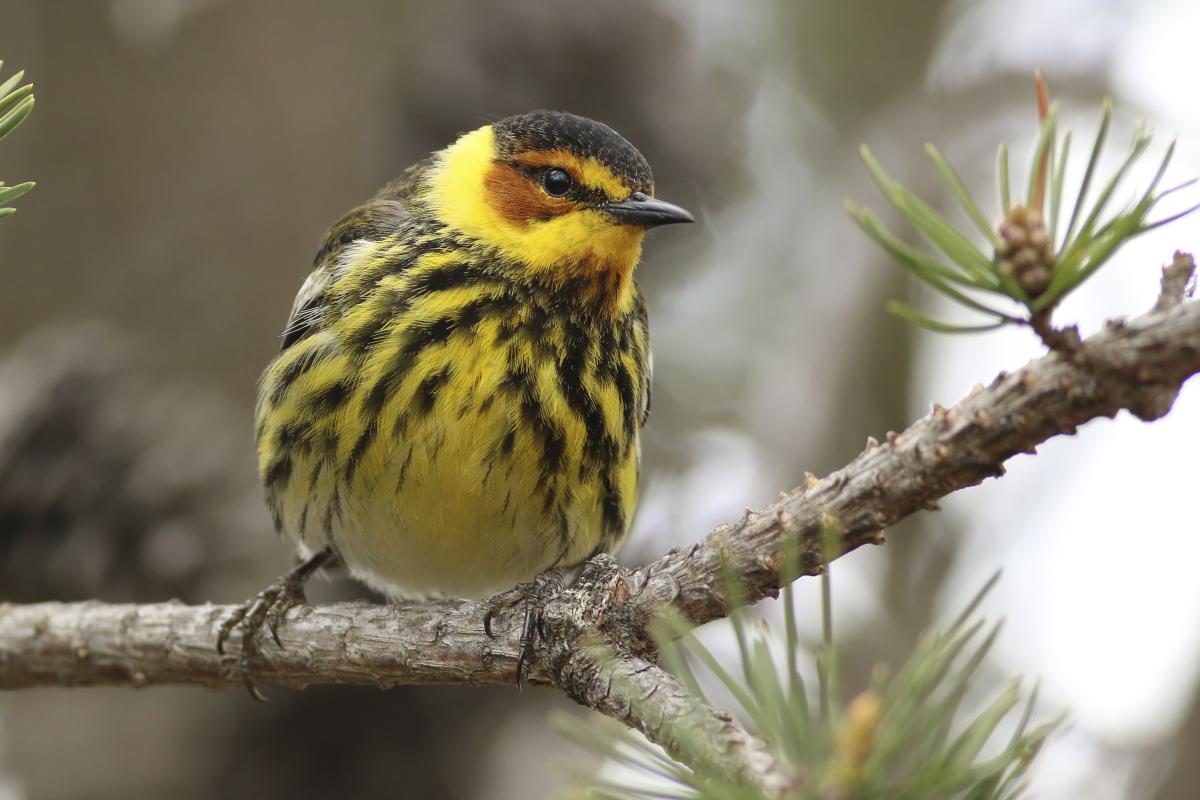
xmin=484 ymin=567 xmax=566 ymax=688
xmin=216 ymin=546 xmax=335 ymax=701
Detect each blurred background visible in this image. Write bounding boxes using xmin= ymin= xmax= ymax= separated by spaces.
xmin=1 ymin=0 xmax=1198 ymax=797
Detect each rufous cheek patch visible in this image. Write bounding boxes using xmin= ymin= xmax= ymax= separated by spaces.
xmin=483 ymin=163 xmax=571 ymax=225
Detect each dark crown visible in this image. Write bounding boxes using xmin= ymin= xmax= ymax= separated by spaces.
xmin=492 ymin=110 xmax=653 ymax=194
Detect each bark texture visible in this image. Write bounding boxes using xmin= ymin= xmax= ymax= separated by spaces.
xmin=2 ymin=255 xmax=1198 ymax=797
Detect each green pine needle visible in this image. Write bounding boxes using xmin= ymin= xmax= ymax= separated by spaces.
xmin=886 ymin=301 xmax=1008 ymax=334
xmin=0 ymin=181 xmax=35 ymax=206
xmin=1048 ymin=130 xmax=1071 ymax=245
xmin=1025 ymin=104 xmax=1059 ymax=209
xmin=852 ymin=89 xmax=1197 ymax=336
xmin=997 ymin=144 xmax=1011 ymax=212
xmin=0 ymin=63 xmax=34 ymax=217
xmin=562 ymin=573 xmax=1058 ymax=800
xmin=1064 ymin=99 xmax=1113 ymax=245
xmin=0 ymin=94 xmax=34 ymax=142
xmin=926 ymin=143 xmax=1000 ymax=247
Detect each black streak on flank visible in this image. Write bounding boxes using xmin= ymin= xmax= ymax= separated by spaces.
xmin=632 ymin=295 xmax=652 ymax=427
xmin=558 ymin=321 xmax=616 ymax=475
xmin=395 ymin=446 xmax=415 ymax=491
xmin=359 ymin=314 xmax=457 ymax=428
xmin=402 ymin=315 xmax=457 ymax=360
xmin=347 ymin=290 xmax=412 ymax=355
xmin=414 ymin=366 xmax=453 ymax=415
xmin=609 ymin=318 xmax=639 ymax=443
xmin=614 ymin=361 xmax=636 ymax=444
xmin=494 ymin=317 xmax=521 ymax=345
xmin=306 ymin=379 xmax=355 ymax=415
xmin=453 ymin=295 xmax=502 ymax=336
xmin=390 ymin=411 xmax=412 ymax=442
xmin=503 ymin=361 xmax=566 ymax=485
xmin=264 ymin=456 xmax=293 ymax=492
xmin=362 ymin=293 xmax=520 ymax=433
xmin=554 ymin=508 xmax=573 ymax=566
xmin=600 ymin=472 xmax=625 ymax=543
xmin=499 ymin=425 xmax=517 ymax=458
xmin=343 ymin=417 xmax=379 ymax=485
xmin=408 ymin=316 xmax=453 ymax=357
xmin=297 ymin=500 xmax=311 ymax=536
xmin=522 ymin=305 xmax=558 ymax=363
xmin=362 ymin=375 xmax=393 ymax=419
xmin=349 ymin=271 xmax=516 ymax=359
xmin=269 ymin=343 xmax=330 ymax=407
xmin=323 ymin=487 xmax=343 ymax=538
xmin=405 ymin=261 xmax=480 ymax=296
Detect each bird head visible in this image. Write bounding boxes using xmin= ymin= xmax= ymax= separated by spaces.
xmin=420 ymin=111 xmax=692 ymax=310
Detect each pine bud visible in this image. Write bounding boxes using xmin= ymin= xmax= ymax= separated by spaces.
xmin=995 ymin=204 xmax=1055 ymax=296
xmin=824 ymin=690 xmax=884 ymax=796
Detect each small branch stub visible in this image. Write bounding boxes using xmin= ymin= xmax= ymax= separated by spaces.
xmin=0 ymin=256 xmax=1198 ymax=797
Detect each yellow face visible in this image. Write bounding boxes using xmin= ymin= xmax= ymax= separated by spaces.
xmin=420 ymin=125 xmax=650 ymax=311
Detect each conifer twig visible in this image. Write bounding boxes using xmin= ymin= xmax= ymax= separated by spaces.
xmin=1 ymin=255 xmax=1198 ymax=798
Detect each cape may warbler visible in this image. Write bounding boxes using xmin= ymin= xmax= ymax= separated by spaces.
xmin=220 ymin=111 xmax=693 ymax=695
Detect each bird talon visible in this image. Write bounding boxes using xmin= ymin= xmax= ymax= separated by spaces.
xmin=267 ymin=618 xmax=283 ymax=650
xmin=216 ymin=548 xmax=333 ymax=700
xmin=266 ymin=576 xmax=306 ymax=649
xmin=483 ymin=568 xmax=565 ymax=687
xmin=240 ymin=633 xmax=269 ymax=703
xmin=216 ymin=606 xmax=247 ymax=656
xmin=483 ymin=580 xmax=534 ymax=637
xmin=483 ymin=607 xmax=499 ymax=639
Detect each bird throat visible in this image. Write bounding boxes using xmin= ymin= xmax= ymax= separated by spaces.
xmin=424 ymin=125 xmax=644 ymax=317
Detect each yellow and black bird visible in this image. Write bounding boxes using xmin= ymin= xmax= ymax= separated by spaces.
xmin=219 ymin=111 xmax=693 ymax=695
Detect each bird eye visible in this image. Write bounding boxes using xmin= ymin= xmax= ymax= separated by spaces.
xmin=541 ymin=168 xmax=573 ymax=197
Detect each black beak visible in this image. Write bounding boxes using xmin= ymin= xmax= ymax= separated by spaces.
xmin=603 ymin=192 xmax=695 ymax=227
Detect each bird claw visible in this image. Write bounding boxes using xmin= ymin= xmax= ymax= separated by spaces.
xmin=484 ymin=568 xmax=565 ymax=688
xmin=216 ymin=575 xmax=307 ymax=701
xmin=216 ymin=547 xmax=333 ymax=701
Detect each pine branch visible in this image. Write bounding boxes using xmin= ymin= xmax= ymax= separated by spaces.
xmin=0 ymin=597 xmax=524 ymax=689
xmin=1 ymin=254 xmax=1198 ymax=798
xmin=626 ymin=252 xmax=1200 ymax=630
xmin=556 ymin=650 xmax=801 ymax=795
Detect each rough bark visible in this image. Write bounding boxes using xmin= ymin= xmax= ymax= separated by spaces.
xmin=625 ymin=254 xmax=1200 ymax=631
xmin=2 ymin=255 xmax=1198 ymax=797
xmin=0 ymin=598 xmax=530 ymax=689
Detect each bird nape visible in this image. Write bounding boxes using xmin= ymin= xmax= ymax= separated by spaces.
xmin=219 ymin=110 xmax=693 ymax=697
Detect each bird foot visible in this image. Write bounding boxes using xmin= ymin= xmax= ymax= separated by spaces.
xmin=484 ymin=568 xmax=566 ymax=688
xmin=216 ymin=547 xmax=334 ymax=701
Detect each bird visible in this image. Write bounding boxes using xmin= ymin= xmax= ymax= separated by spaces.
xmin=218 ymin=110 xmax=693 ymax=697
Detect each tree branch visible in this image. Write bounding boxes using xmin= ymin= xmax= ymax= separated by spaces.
xmin=2 ymin=255 xmax=1198 ymax=796
xmin=558 ymin=650 xmax=801 ymax=796
xmin=0 ymin=597 xmax=537 ymax=689
xmin=625 ymin=254 xmax=1200 ymax=629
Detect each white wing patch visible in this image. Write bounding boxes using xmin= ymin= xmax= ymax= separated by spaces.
xmin=281 ymin=239 xmax=379 ymax=349
xmin=333 ymin=238 xmax=379 ymax=280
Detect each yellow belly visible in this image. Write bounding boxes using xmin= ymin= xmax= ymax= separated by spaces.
xmin=258 ymin=312 xmax=640 ymax=599
xmin=332 ymin=409 xmax=634 ymax=598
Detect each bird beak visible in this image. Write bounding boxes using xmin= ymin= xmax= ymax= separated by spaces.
xmin=603 ymin=192 xmax=695 ymax=227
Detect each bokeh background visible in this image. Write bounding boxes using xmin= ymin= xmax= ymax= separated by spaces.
xmin=2 ymin=1 xmax=1198 ymax=797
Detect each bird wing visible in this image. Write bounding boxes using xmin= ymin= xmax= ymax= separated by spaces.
xmin=279 ymin=158 xmax=436 ymax=352
xmin=634 ymin=291 xmax=652 ymax=428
